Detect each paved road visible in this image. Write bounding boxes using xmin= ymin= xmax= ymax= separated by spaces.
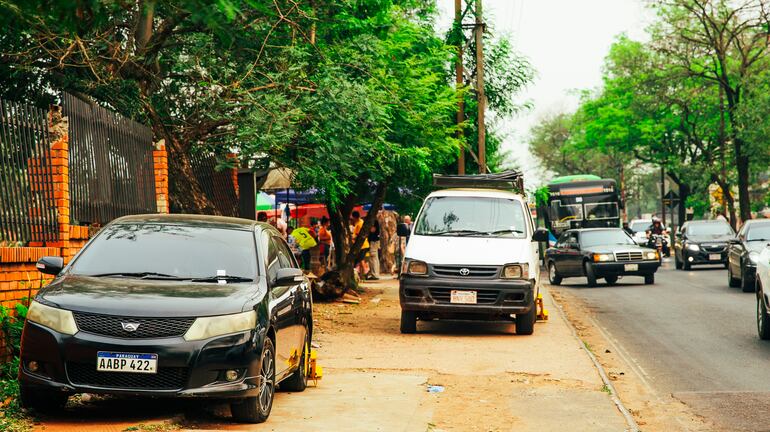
xmin=554 ymin=260 xmax=770 ymax=431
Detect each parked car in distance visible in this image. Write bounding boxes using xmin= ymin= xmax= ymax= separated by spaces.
xmin=545 ymin=228 xmax=660 ymax=287
xmin=400 ymin=185 xmax=548 ymax=336
xmin=754 ymin=245 xmax=770 ymax=339
xmin=727 ymin=220 xmax=770 ymax=292
xmin=628 ymin=219 xmax=666 ymax=245
xmin=674 ymin=220 xmax=735 ymax=270
xmin=20 ymin=214 xmax=312 ymax=424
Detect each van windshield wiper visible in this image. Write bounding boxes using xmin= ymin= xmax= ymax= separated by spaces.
xmin=430 ymin=229 xmax=488 ymax=236
xmin=747 ymin=238 xmax=770 ymax=242
xmin=486 ymin=229 xmax=525 ymax=236
xmin=191 ymin=275 xmax=254 ymax=283
xmin=89 ymin=272 xmax=188 ymax=280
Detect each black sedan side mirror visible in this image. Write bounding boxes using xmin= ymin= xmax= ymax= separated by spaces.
xmin=532 ymin=228 xmax=549 ymax=243
xmin=274 ymin=267 xmax=304 ymax=286
xmin=36 ymin=256 xmax=64 ymax=275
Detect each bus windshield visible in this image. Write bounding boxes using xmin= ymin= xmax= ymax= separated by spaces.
xmin=585 ymin=202 xmax=619 ymax=220
xmin=549 ymin=201 xmax=584 ymax=223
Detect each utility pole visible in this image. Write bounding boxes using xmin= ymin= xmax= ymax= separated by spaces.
xmin=455 ymin=0 xmax=465 ymax=175
xmin=661 ymin=166 xmax=666 ymax=223
xmin=475 ymin=0 xmax=486 ymax=173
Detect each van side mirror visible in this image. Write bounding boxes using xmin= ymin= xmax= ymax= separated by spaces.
xmin=397 ymin=223 xmax=411 ymax=237
xmin=274 ymin=267 xmax=304 ymax=286
xmin=36 ymin=256 xmax=64 ymax=276
xmin=532 ymin=228 xmax=549 ymax=243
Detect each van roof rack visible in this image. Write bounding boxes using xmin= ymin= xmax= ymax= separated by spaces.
xmin=433 ymin=170 xmax=524 ymax=193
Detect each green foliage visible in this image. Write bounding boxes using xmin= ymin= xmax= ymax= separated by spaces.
xmin=534 ymin=186 xmax=549 ymax=208
xmin=0 ymin=303 xmax=30 ymax=432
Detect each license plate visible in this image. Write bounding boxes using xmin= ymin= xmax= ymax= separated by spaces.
xmin=450 ymin=290 xmax=477 ymax=304
xmin=97 ymin=351 xmax=157 ymax=374
xmin=709 ymin=254 xmax=721 ymax=261
xmin=624 ymin=264 xmax=638 ymax=271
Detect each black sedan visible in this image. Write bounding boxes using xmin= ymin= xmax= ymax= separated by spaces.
xmin=727 ymin=219 xmax=770 ymax=292
xmin=20 ymin=214 xmax=312 ymax=423
xmin=545 ymin=228 xmax=660 ymax=287
xmin=674 ymin=220 xmax=735 ymax=270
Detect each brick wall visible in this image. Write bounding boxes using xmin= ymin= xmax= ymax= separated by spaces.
xmin=0 ymin=118 xmax=170 ymax=361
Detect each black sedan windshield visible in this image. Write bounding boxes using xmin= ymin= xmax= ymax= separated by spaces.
xmin=688 ymin=222 xmax=734 ymax=237
xmin=581 ymin=229 xmax=635 ymax=248
xmin=69 ymin=224 xmax=258 ymax=279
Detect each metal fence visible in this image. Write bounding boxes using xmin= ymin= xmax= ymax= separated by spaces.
xmin=191 ymin=153 xmax=239 ymax=217
xmin=62 ymin=93 xmax=156 ymax=225
xmin=0 ymin=99 xmax=59 ymax=244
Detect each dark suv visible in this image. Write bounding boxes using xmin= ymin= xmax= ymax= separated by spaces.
xmin=20 ymin=214 xmax=312 ymax=423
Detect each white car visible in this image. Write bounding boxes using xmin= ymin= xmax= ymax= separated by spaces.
xmin=399 ymin=184 xmax=549 ymax=335
xmin=755 ymin=245 xmax=770 ymax=339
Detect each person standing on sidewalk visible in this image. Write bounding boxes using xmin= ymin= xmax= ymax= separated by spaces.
xmin=366 ymin=218 xmax=381 ymax=280
xmin=351 ymin=211 xmax=370 ymax=277
xmin=318 ymin=216 xmax=332 ymax=270
xmin=290 ymin=224 xmax=318 ymax=271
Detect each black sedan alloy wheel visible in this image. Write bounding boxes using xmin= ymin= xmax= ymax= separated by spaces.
xmin=231 ymin=338 xmax=276 ymax=423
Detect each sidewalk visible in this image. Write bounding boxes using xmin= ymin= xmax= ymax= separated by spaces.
xmin=35 ymin=278 xmax=630 ymax=432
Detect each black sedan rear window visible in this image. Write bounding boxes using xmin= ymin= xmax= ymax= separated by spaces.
xmin=69 ymin=224 xmax=258 ymax=279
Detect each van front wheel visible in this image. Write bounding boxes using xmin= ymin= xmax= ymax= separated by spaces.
xmin=400 ymin=310 xmax=417 ymax=334
xmin=515 ymin=299 xmax=536 ymax=335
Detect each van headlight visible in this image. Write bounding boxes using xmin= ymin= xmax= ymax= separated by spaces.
xmin=26 ymin=301 xmax=78 ymax=335
xmin=184 ymin=310 xmax=257 ymax=341
xmin=502 ymin=264 xmax=529 ymax=279
xmin=402 ymin=260 xmax=428 ymax=276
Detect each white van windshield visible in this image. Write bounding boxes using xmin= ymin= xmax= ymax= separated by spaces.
xmin=414 ymin=196 xmax=528 ymax=237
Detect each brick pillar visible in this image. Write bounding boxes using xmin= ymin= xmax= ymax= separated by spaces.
xmin=49 ymin=133 xmax=71 ymax=251
xmin=153 ymin=140 xmax=169 ymax=214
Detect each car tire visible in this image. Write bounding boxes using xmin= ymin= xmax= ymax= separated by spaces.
xmin=604 ymin=275 xmax=618 ymax=286
xmin=758 ymin=292 xmax=770 ymax=340
xmin=400 ymin=310 xmax=417 ymax=334
xmin=644 ymin=273 xmax=655 ymax=285
xmin=584 ymin=262 xmax=597 ymax=287
xmin=515 ymin=297 xmax=536 ymax=335
xmin=280 ymin=330 xmax=309 ymax=392
xmin=728 ymin=265 xmax=741 ymax=288
xmin=548 ymin=262 xmax=562 ymax=286
xmin=19 ymin=386 xmax=68 ymax=414
xmin=231 ymin=338 xmax=276 ymax=423
xmin=742 ymin=273 xmax=755 ymax=293
xmin=675 ymin=253 xmax=683 ymax=270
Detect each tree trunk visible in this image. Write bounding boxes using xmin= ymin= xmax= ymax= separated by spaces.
xmin=166 ymin=136 xmax=218 ymax=214
xmin=325 ymin=181 xmax=389 ymax=294
xmin=678 ymin=183 xmax=690 ymax=227
xmin=713 ymin=175 xmax=737 ymax=230
xmin=734 ymin=138 xmax=752 ymax=224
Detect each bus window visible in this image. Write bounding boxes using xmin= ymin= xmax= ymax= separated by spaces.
xmin=584 ymin=202 xmax=619 ymax=220
xmin=549 ymin=201 xmax=583 ymax=225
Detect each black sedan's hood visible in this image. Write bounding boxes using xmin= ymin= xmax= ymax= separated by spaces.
xmin=38 ymin=274 xmax=264 ymax=317
xmin=687 ymin=234 xmax=733 ymax=244
xmin=584 ymin=244 xmax=653 ymax=254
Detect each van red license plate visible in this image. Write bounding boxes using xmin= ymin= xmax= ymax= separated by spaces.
xmin=97 ymin=352 xmax=158 ymax=374
xmin=450 ymin=290 xmax=477 ymax=304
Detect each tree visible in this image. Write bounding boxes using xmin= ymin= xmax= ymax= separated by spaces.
xmin=652 ymin=0 xmax=770 ymax=222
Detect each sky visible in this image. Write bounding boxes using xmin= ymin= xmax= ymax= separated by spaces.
xmin=435 ymin=0 xmax=653 ymax=186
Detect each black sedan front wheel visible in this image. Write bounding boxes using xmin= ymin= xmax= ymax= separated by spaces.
xmin=548 ymin=262 xmax=562 ymax=286
xmin=20 ymin=386 xmax=68 ymax=414
xmin=757 ymin=293 xmax=770 ymax=340
xmin=231 ymin=338 xmax=276 ymax=423
xmin=584 ymin=262 xmax=597 ymax=287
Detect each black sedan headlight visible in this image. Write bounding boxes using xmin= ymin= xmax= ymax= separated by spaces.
xmin=686 ymin=243 xmax=701 ymax=252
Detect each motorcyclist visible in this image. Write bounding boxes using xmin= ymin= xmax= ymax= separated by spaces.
xmin=645 ymin=217 xmax=669 ymax=256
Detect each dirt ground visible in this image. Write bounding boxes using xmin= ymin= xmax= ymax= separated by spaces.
xmin=35 ymin=277 xmax=647 ymax=432
xmin=549 ymin=286 xmax=712 ymax=431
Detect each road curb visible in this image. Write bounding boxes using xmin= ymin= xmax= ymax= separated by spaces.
xmin=546 ymin=288 xmax=641 ymax=432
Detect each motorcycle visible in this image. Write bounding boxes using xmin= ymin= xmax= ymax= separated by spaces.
xmin=646 ymin=232 xmax=670 ymax=257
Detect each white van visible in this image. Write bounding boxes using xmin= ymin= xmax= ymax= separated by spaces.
xmin=399 ymin=180 xmax=548 ymax=335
